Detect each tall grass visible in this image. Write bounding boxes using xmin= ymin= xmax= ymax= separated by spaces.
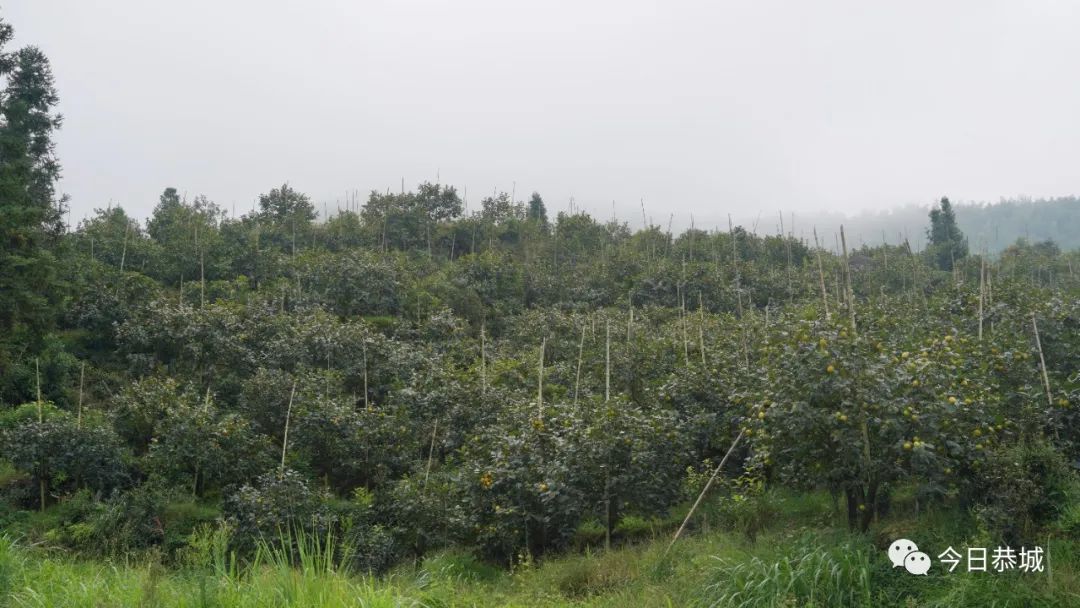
xmin=704 ymin=536 xmax=872 ymax=608
xmin=2 ymin=493 xmax=1078 ymax=607
xmin=0 ymin=529 xmax=413 ymax=607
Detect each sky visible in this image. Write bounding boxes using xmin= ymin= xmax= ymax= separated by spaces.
xmin=7 ymin=0 xmax=1080 ymax=230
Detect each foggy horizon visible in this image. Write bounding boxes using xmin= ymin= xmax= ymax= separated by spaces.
xmin=9 ymin=1 xmax=1080 ymax=227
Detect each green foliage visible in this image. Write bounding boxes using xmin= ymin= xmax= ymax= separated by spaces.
xmin=458 ymin=397 xmax=687 ymax=561
xmin=146 ymin=401 xmax=273 ymax=497
xmin=926 ymin=197 xmax=969 ymax=270
xmin=973 ymin=439 xmax=1077 ymax=545
xmin=360 ymin=182 xmax=463 ymax=251
xmin=0 ymin=18 xmax=67 ymax=376
xmin=146 ymin=188 xmax=227 ymax=285
xmin=299 ymin=249 xmax=403 ymax=317
xmin=527 ymin=192 xmax=548 ymax=227
xmin=290 ymin=398 xmax=419 ymax=492
xmin=224 ymin=469 xmax=336 ymax=551
xmin=705 ymin=533 xmax=873 ymax=607
xmin=0 ymin=412 xmax=128 ymax=507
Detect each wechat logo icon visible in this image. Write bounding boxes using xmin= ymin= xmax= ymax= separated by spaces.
xmin=889 ymin=539 xmax=932 ymax=575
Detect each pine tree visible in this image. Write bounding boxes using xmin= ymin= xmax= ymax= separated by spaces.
xmin=927 ymin=196 xmax=968 ymax=271
xmin=0 ymin=18 xmax=67 ymax=347
xmin=527 ymin=192 xmax=547 ymax=226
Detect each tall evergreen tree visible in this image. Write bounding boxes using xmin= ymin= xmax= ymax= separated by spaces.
xmin=0 ymin=18 xmax=67 ymax=347
xmin=528 ymin=192 xmax=548 ymax=227
xmin=926 ymin=196 xmax=968 ymax=271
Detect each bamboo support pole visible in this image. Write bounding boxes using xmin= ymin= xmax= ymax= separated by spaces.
xmin=665 ymin=429 xmax=745 ymax=554
xmin=537 ymin=337 xmax=545 ymax=417
xmin=813 ymin=228 xmax=830 ymax=319
xmin=840 ymin=226 xmax=856 ymax=335
xmin=1032 ymin=315 xmax=1053 ymax=407
xmin=573 ymin=323 xmax=586 ymax=406
xmin=280 ymin=380 xmax=297 ymax=478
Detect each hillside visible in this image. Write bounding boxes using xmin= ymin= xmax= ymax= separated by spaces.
xmin=2 ymin=15 xmax=1079 ymax=604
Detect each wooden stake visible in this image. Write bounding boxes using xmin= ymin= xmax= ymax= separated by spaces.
xmin=362 ymin=340 xmax=370 ymax=409
xmin=698 ymin=293 xmax=707 ymax=366
xmin=480 ymin=323 xmax=487 ymax=394
xmin=77 ymin=362 xmax=85 ymax=429
xmin=840 ymin=225 xmax=856 ymax=335
xmin=605 ymin=320 xmax=611 ymax=402
xmin=35 ymin=358 xmax=43 ymax=422
xmin=813 ymin=227 xmax=830 ymax=320
xmin=978 ymin=255 xmax=986 ymax=341
xmin=666 ymin=429 xmax=745 ymax=554
xmin=196 ymin=224 xmax=205 ymax=308
xmin=729 ymin=216 xmax=750 ymax=368
xmin=118 ymin=221 xmax=130 ymax=273
xmin=424 ymin=418 xmax=438 ymax=488
xmin=36 ymin=358 xmax=44 ymax=511
xmin=1032 ymin=314 xmax=1053 ymax=407
xmin=729 ymin=215 xmax=741 ymax=318
xmin=679 ymin=286 xmax=689 ymax=366
xmin=573 ymin=323 xmax=586 ymax=406
xmin=280 ymin=380 xmax=297 ymax=478
xmin=537 ymin=337 xmax=545 ymax=417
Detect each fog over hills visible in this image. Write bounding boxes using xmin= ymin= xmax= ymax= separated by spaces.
xmin=718 ymin=196 xmax=1080 ymax=254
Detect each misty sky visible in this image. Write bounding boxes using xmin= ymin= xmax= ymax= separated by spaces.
xmin=8 ymin=1 xmax=1080 ymax=228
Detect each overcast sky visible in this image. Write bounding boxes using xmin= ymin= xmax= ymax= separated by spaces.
xmin=8 ymin=1 xmax=1080 ymax=228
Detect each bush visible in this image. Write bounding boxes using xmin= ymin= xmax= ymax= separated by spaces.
xmin=225 ymin=469 xmax=334 ymax=552
xmin=382 ymin=472 xmax=460 ymax=558
xmin=31 ymin=484 xmax=178 ymax=556
xmin=974 ymin=439 xmax=1077 ymax=545
xmin=0 ymin=412 xmax=129 ymax=508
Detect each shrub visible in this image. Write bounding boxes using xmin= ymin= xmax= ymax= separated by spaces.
xmin=973 ymin=439 xmax=1077 ymax=545
xmin=457 ymin=397 xmax=687 ymax=562
xmin=0 ymin=412 xmax=129 ymax=508
xmin=225 ymin=469 xmax=334 ymax=553
xmin=34 ymin=484 xmax=175 ymax=556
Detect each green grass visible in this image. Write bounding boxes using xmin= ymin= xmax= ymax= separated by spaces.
xmin=1 ymin=489 xmax=1077 ymax=607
